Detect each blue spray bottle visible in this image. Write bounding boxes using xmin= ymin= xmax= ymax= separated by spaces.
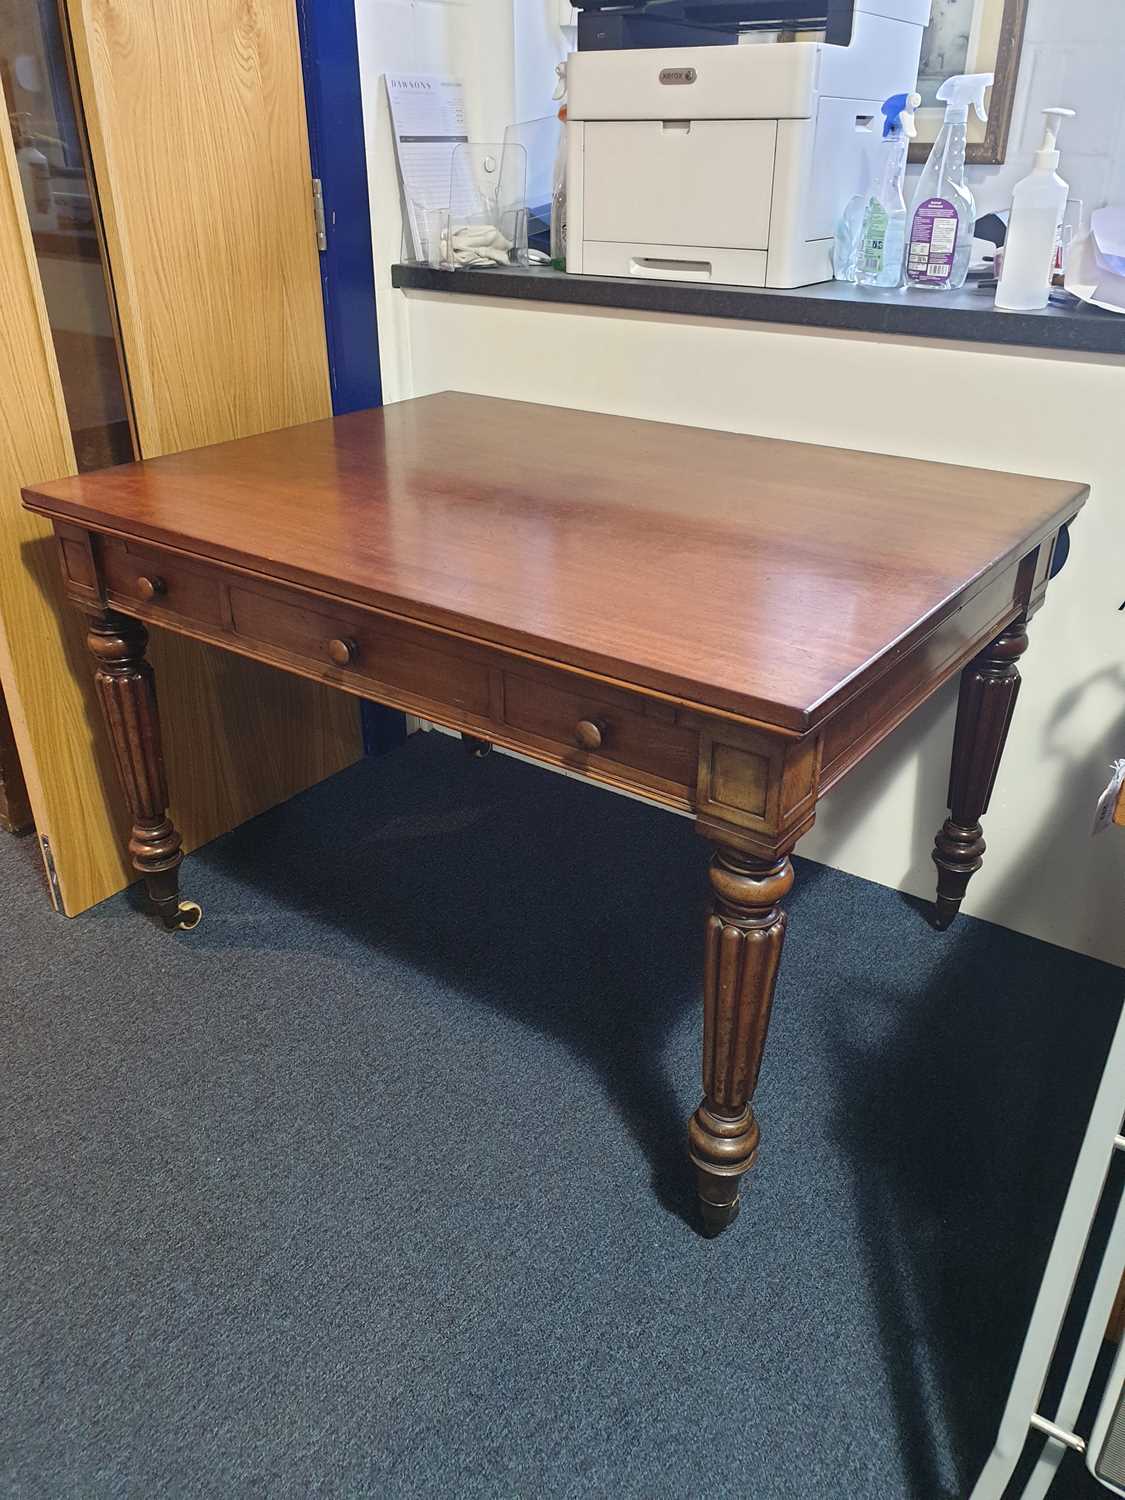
xmin=856 ymin=92 xmax=921 ymax=288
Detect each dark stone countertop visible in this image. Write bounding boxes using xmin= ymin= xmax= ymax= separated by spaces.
xmin=391 ymin=262 xmax=1125 ymax=358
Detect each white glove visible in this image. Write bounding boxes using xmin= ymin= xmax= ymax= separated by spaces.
xmin=449 ymin=223 xmax=512 ymax=267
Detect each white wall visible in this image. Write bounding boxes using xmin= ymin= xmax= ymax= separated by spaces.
xmin=907 ymin=0 xmax=1125 ymax=219
xmin=355 ymin=5 xmax=1125 ymax=967
xmin=513 ymin=1 xmax=573 ymax=125
xmin=401 ymin=295 xmax=1125 ymax=968
xmin=354 ymin=0 xmax=516 ymax=401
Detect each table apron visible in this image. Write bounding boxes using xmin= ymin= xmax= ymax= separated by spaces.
xmin=54 ymin=523 xmax=1058 ymax=859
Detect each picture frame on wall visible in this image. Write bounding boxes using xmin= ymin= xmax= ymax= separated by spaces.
xmin=909 ymin=0 xmax=1030 ymax=164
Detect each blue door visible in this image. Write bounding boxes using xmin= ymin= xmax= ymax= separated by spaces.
xmin=296 ymin=0 xmax=382 ymax=415
xmin=297 ymin=0 xmax=405 ymax=752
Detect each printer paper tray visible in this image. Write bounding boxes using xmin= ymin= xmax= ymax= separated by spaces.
xmin=580 ymin=240 xmax=768 ymax=287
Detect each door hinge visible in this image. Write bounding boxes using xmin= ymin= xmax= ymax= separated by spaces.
xmin=39 ymin=833 xmax=62 ymax=912
xmin=312 ymin=176 xmax=327 ymax=252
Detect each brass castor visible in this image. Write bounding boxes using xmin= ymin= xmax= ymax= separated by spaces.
xmin=167 ymin=899 xmax=203 ymax=931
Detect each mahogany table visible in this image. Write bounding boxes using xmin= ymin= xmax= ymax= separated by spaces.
xmin=23 ymin=393 xmax=1087 ymax=1234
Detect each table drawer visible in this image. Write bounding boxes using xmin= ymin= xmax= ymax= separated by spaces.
xmin=228 ymin=584 xmax=493 ymax=717
xmin=503 ymin=669 xmax=696 ymax=790
xmin=102 ymin=540 xmax=226 ymax=627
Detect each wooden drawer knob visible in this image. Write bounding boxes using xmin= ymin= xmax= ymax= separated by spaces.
xmin=136 ymin=575 xmax=166 ymax=601
xmin=574 ymin=718 xmax=606 ymax=752
xmin=327 ymin=636 xmax=357 ymax=667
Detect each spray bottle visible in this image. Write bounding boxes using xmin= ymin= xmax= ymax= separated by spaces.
xmin=906 ymin=73 xmax=993 ymax=291
xmin=856 ymin=92 xmax=921 ymax=288
xmin=995 ymin=108 xmax=1076 ymax=311
xmin=833 ymin=191 xmax=864 ymax=282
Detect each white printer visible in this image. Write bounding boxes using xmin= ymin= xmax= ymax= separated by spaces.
xmin=566 ymin=0 xmax=933 ymax=288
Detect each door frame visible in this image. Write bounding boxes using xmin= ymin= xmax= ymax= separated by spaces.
xmin=296 ymin=0 xmax=382 ymax=416
xmin=297 ymin=0 xmax=405 ymax=754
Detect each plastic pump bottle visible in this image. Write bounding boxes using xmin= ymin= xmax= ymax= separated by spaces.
xmin=856 ymin=92 xmax=921 ymax=288
xmin=906 ymin=72 xmax=993 ymax=291
xmin=995 ymin=108 xmax=1076 ymax=311
xmin=11 ymin=113 xmax=54 ymax=228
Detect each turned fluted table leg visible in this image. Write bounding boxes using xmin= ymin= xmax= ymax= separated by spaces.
xmin=87 ymin=611 xmax=200 ymax=931
xmin=932 ymin=616 xmax=1030 ymax=931
xmin=689 ymin=844 xmax=794 ymax=1235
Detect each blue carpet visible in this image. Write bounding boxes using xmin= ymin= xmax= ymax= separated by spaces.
xmin=1 ymin=732 xmax=1120 ymax=1498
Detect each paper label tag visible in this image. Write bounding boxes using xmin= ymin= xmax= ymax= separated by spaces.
xmin=860 ymin=199 xmax=890 ymax=276
xmin=1092 ymin=759 xmax=1125 ymax=837
xmin=907 ymin=198 xmax=959 ymax=285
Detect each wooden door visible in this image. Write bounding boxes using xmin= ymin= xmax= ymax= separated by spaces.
xmin=0 ymin=109 xmax=129 ymax=910
xmin=0 ymin=0 xmax=360 ymax=914
xmin=65 ymin=0 xmax=360 ymax=865
xmin=65 ymin=0 xmax=338 ymax=457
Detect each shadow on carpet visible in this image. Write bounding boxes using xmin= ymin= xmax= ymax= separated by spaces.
xmin=1 ymin=733 xmax=1120 ymax=1499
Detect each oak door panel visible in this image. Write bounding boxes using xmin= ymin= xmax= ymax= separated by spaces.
xmin=65 ymin=0 xmax=334 ymax=455
xmin=0 ymin=111 xmax=132 ymax=910
xmin=64 ymin=0 xmax=361 ymax=874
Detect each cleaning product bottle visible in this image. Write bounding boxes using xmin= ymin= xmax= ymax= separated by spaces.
xmin=856 ymin=92 xmax=921 ymax=288
xmin=11 ymin=113 xmax=54 ymax=227
xmin=995 ymin=108 xmax=1076 ymax=311
xmin=906 ymin=73 xmax=993 ymax=291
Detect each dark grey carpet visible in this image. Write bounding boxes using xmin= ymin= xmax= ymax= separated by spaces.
xmin=1 ymin=732 xmax=1121 ymax=1499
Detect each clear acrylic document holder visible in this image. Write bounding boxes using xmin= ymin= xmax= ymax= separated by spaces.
xmin=411 ymin=142 xmax=528 ymax=270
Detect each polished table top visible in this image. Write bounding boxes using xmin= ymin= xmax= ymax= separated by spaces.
xmin=27 ymin=392 xmax=1087 ymax=731
xmin=24 ymin=392 xmax=1087 ymax=1235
